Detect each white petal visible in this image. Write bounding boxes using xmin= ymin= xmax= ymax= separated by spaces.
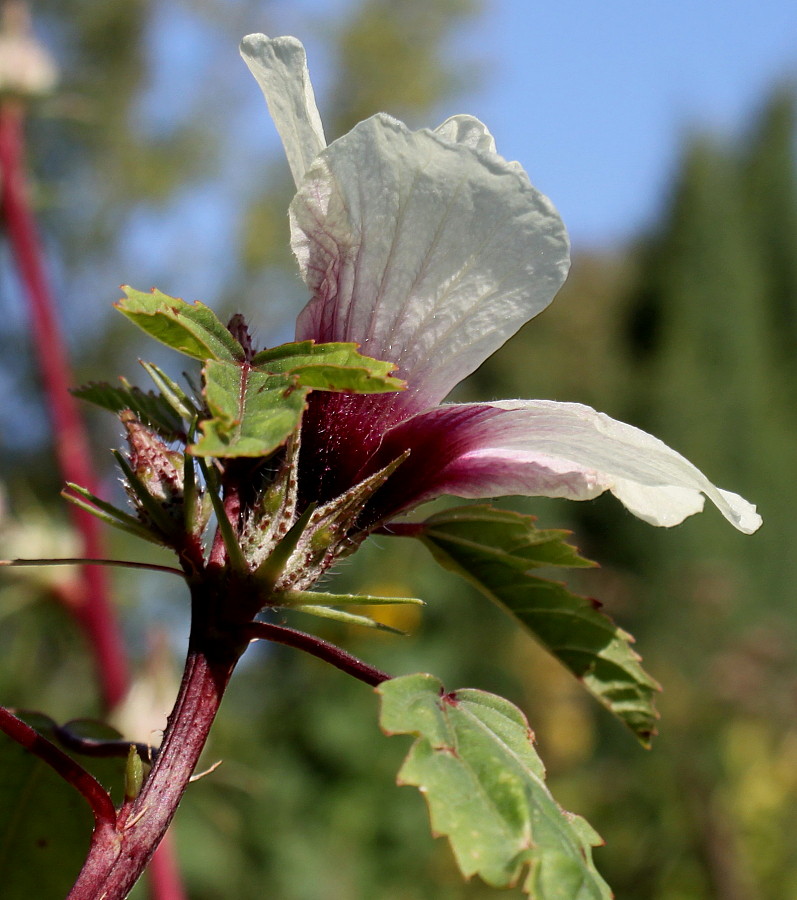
xmin=240 ymin=34 xmax=326 ymax=188
xmin=604 ymin=479 xmax=706 ymax=527
xmin=383 ymin=400 xmax=762 ymax=533
xmin=434 ymin=116 xmax=525 ymax=175
xmin=292 ymin=114 xmax=570 ymax=413
xmin=434 ymin=115 xmax=497 ymax=154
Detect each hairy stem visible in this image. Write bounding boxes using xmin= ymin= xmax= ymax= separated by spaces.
xmin=66 ymin=633 xmax=239 ymax=899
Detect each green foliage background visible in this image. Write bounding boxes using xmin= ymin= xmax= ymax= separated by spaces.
xmin=1 ymin=1 xmax=796 ymax=898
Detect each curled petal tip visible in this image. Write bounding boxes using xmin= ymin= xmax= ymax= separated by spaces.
xmin=717 ymin=489 xmax=762 ymax=534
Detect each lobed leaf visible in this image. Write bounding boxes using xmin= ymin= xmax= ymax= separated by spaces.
xmin=251 ymin=340 xmax=405 ymax=393
xmin=191 ymin=360 xmax=310 ymax=458
xmin=416 ymin=505 xmax=660 ymax=745
xmin=377 ymin=674 xmax=612 ymax=899
xmin=116 ymin=287 xmax=245 ymax=362
xmin=71 ymin=378 xmax=186 ymax=440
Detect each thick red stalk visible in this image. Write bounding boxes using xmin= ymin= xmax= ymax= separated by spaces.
xmin=66 ymin=637 xmax=238 ymax=900
xmin=0 ymin=98 xmax=184 ymax=897
xmin=0 ymin=100 xmax=128 ymax=708
xmin=146 ymin=835 xmax=187 ymax=900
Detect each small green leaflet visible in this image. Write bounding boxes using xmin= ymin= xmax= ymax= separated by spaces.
xmin=252 ymin=340 xmax=405 ymax=393
xmin=116 ymin=287 xmax=245 ymax=362
xmin=115 ymin=291 xmax=403 ymax=396
xmin=71 ymin=378 xmax=186 ymax=440
xmin=63 ymin=482 xmax=168 ymax=546
xmin=110 ymin=293 xmax=404 ymax=460
xmin=416 ymin=505 xmax=660 ymax=745
xmin=277 ymin=589 xmax=424 ymax=608
xmin=191 ymin=346 xmax=406 ymax=459
xmin=289 ymin=604 xmax=406 ymax=634
xmin=377 ymin=674 xmax=612 ymax=899
xmin=191 ymin=360 xmax=310 ymax=458
xmin=139 ymin=361 xmax=200 ymax=422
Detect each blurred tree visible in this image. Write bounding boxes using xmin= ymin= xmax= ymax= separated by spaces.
xmin=4 ymin=2 xmax=794 ymax=898
xmin=0 ymin=0 xmax=220 ymax=486
xmin=461 ymin=85 xmax=797 ymax=900
xmin=741 ymin=89 xmax=797 ymax=374
xmin=591 ymin=90 xmax=797 ymax=900
xmin=615 ymin=90 xmax=797 ymax=899
xmin=619 ymin=89 xmax=797 ymax=606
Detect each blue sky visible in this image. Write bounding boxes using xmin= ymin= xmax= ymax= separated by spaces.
xmin=121 ymin=0 xmax=797 ymax=310
xmin=459 ymin=0 xmax=797 ymax=247
xmin=261 ymin=0 xmax=797 ymax=248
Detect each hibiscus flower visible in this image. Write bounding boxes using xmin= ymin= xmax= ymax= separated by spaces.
xmin=240 ymin=34 xmax=761 ymax=535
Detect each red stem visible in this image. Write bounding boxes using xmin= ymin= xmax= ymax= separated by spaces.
xmin=0 ymin=98 xmax=184 ymax=896
xmin=246 ymin=620 xmax=390 ymax=686
xmin=0 ymin=100 xmax=128 ymax=709
xmin=0 ymin=706 xmax=117 ymax=826
xmin=146 ymin=835 xmax=187 ymax=900
xmin=66 ymin=640 xmax=237 ymax=900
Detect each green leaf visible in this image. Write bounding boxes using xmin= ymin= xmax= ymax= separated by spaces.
xmin=278 ymin=589 xmax=424 ymax=608
xmin=116 ymin=286 xmax=245 ymax=362
xmin=252 ymin=340 xmax=405 ymax=393
xmin=416 ymin=505 xmax=660 ymax=745
xmin=71 ymin=378 xmax=186 ymax=439
xmin=191 ymin=360 xmax=310 ymax=458
xmin=419 ymin=505 xmax=598 ymax=571
xmin=0 ymin=715 xmax=94 ymax=899
xmin=377 ymin=674 xmax=612 ymax=899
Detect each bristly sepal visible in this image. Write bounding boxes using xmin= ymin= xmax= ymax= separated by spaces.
xmin=271 ymin=450 xmax=409 ymax=592
xmin=239 ymin=431 xmax=301 ymax=571
xmin=119 ymin=410 xmax=205 ymax=545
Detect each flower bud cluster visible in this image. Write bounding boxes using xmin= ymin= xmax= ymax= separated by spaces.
xmin=120 ymin=411 xmax=209 ymax=544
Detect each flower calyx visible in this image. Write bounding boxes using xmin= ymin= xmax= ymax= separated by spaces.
xmin=237 ymin=436 xmax=409 ymax=605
